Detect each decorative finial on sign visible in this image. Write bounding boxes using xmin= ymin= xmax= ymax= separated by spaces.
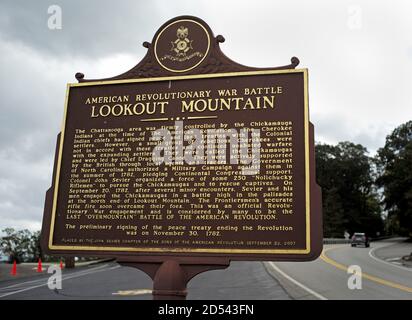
xmin=216 ymin=35 xmax=225 ymax=43
xmin=75 ymin=72 xmax=84 ymax=82
xmin=143 ymin=41 xmax=151 ymax=48
xmin=291 ymin=56 xmax=300 ymax=68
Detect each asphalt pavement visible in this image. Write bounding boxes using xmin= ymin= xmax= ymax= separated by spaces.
xmin=1 ymin=238 xmax=411 ymax=300
xmin=0 ymin=261 xmax=290 ymax=300
xmin=270 ymin=238 xmax=412 ymax=300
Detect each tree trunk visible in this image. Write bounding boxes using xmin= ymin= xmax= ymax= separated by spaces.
xmin=65 ymin=256 xmax=75 ymax=268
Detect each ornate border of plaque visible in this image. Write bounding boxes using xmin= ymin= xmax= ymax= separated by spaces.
xmin=47 ymin=69 xmax=311 ymax=255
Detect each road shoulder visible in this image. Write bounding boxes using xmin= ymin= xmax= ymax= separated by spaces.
xmin=263 ymin=262 xmax=323 ymax=300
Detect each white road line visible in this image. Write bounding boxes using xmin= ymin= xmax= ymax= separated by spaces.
xmin=267 ymin=262 xmax=327 ymax=300
xmin=369 ymin=246 xmax=412 ymax=273
xmin=0 ymin=277 xmax=50 ymax=292
xmin=0 ymin=264 xmax=109 ymax=292
xmin=386 ymin=257 xmax=401 ymax=262
xmin=0 ymin=264 xmax=119 ymax=298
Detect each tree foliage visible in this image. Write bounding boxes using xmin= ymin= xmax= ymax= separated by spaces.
xmin=316 ymin=142 xmax=383 ymax=237
xmin=376 ymin=121 xmax=412 ymax=236
xmin=0 ymin=228 xmax=42 ymax=263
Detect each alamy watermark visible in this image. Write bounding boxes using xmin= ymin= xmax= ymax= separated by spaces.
xmin=151 ymin=121 xmax=261 ymax=175
xmin=47 ymin=5 xmax=62 ymax=30
xmin=47 ymin=265 xmax=62 ymax=290
xmin=347 ymin=265 xmax=362 ymax=290
xmin=347 ymin=5 xmax=363 ymax=30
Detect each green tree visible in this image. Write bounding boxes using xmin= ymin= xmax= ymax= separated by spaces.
xmin=376 ymin=121 xmax=412 ymax=236
xmin=316 ymin=142 xmax=383 ymax=237
xmin=0 ymin=228 xmax=33 ymax=263
xmin=27 ymin=231 xmax=43 ymax=262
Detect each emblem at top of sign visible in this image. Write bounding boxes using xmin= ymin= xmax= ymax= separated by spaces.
xmin=171 ymin=26 xmax=193 ymax=57
xmin=154 ymin=18 xmax=210 ymax=73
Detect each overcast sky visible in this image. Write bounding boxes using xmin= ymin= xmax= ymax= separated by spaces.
xmin=0 ymin=0 xmax=411 ymax=231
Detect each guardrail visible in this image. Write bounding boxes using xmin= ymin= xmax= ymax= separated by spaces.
xmin=323 ymin=236 xmax=395 ymax=245
xmin=323 ymin=238 xmax=351 ymax=244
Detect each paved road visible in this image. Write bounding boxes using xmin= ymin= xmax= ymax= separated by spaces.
xmin=1 ymin=239 xmax=411 ymax=300
xmin=270 ymin=239 xmax=412 ymax=300
xmin=0 ymin=261 xmax=290 ymax=300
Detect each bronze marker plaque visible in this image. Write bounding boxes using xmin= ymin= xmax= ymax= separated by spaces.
xmin=42 ymin=16 xmax=322 ymax=262
xmin=47 ymin=70 xmax=310 ymax=255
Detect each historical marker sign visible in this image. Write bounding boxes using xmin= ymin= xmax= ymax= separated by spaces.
xmin=41 ymin=16 xmax=322 ymax=262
